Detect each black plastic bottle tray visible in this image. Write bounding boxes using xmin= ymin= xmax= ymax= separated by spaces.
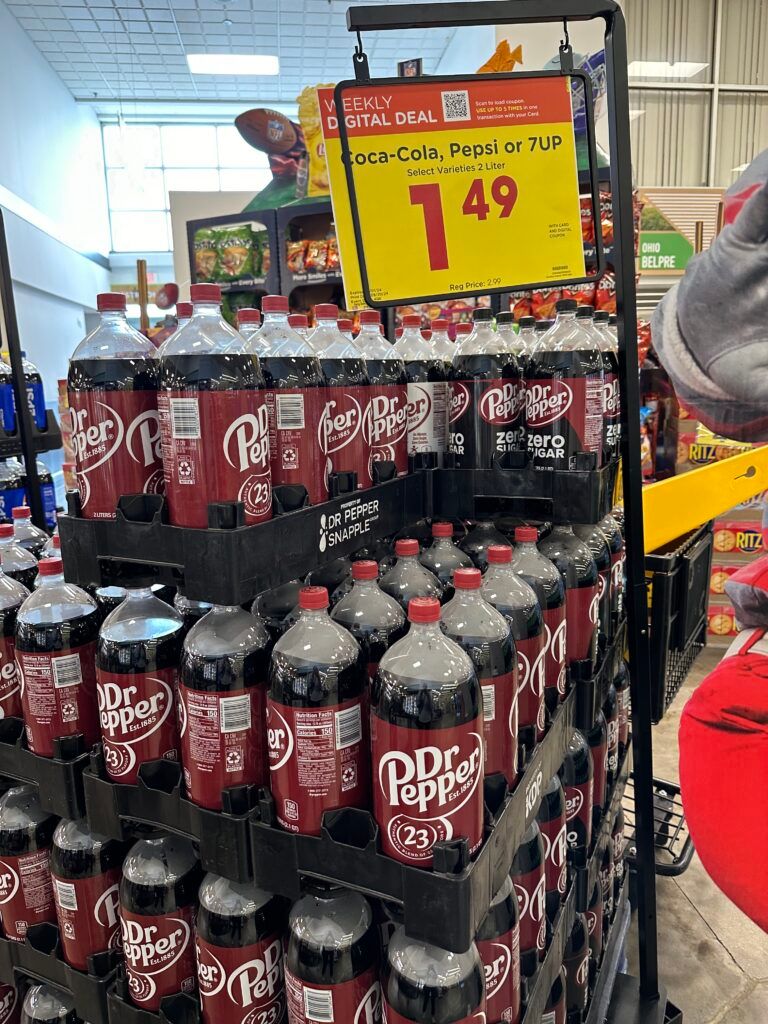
xmin=83 ymin=755 xmax=253 ymax=882
xmin=248 ymin=688 xmax=576 ymax=953
xmin=0 ymin=923 xmax=117 ymax=1024
xmin=0 ymin=718 xmax=88 ymax=819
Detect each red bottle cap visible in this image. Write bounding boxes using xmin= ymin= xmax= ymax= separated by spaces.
xmin=395 ymin=328 xmax=404 ymax=339
xmin=176 ymin=302 xmax=193 ymax=319
xmin=395 ymin=538 xmax=419 ymax=557
xmin=408 ymin=597 xmax=441 ymax=623
xmin=39 ymin=557 xmax=63 ymax=576
xmin=315 ymin=303 xmax=338 ymax=320
xmin=97 ymin=293 xmax=126 ymax=312
xmin=456 ymin=323 xmax=472 ymax=335
xmin=515 ymin=526 xmax=538 ymax=543
xmin=262 ymin=295 xmax=289 ymax=313
xmin=299 ymin=586 xmax=329 ymax=610
xmin=338 ymin=319 xmax=354 ymax=332
xmin=0 ymin=525 xmax=12 ymax=539
xmin=190 ymin=283 xmax=221 ymax=303
xmin=237 ymin=308 xmax=261 ymax=325
xmin=359 ymin=310 xmax=381 ymax=324
xmin=421 ymin=330 xmax=432 ymax=341
xmin=454 ymin=567 xmax=482 ymax=590
xmin=288 ymin=314 xmax=308 ymax=329
xmin=52 ymin=535 xmax=61 ymax=549
xmin=432 ymin=522 xmax=453 ymax=538
xmin=402 ymin=314 xmax=421 ymax=327
xmin=432 ymin=319 xmax=449 ymax=330
xmin=487 ymin=544 xmax=513 ymax=564
xmin=12 ymin=507 xmax=30 ymax=520
xmin=352 ymin=560 xmax=378 ymax=581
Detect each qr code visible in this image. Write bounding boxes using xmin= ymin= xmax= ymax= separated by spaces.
xmin=441 ymin=89 xmax=471 ymax=122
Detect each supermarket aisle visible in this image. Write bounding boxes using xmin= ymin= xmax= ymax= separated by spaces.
xmin=628 ymin=648 xmax=768 ymax=1023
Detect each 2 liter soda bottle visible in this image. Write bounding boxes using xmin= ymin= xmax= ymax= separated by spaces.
xmin=196 ymin=874 xmax=287 ymax=1024
xmin=372 ymin=596 xmax=484 ymax=868
xmin=178 ymin=604 xmax=271 ymax=810
xmin=158 ymin=283 xmax=271 ymax=527
xmin=96 ymin=585 xmax=184 ymax=783
xmin=267 ymin=586 xmax=369 ymax=835
xmin=15 ymin=558 xmax=101 ymax=757
xmin=68 ymin=292 xmax=163 ymax=519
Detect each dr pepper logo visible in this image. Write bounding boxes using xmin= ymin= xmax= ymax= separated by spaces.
xmin=407 ymin=385 xmax=433 ymax=431
xmin=223 ymin=408 xmax=270 ymax=473
xmin=196 ymin=937 xmax=285 ymax=1011
xmin=479 ymin=382 xmax=524 ymax=425
xmin=319 ymin=394 xmax=364 ymax=454
xmin=365 ymin=393 xmax=407 ymax=445
xmin=71 ymin=404 xmax=161 ymax=470
xmin=449 ymin=383 xmax=471 ymax=423
xmin=525 ymin=382 xmax=573 ymax=426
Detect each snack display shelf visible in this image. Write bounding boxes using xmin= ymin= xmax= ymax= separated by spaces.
xmin=0 ymin=924 xmax=117 ymax=1024
xmin=282 ymin=268 xmax=344 ymax=289
xmin=185 ymin=209 xmax=280 ymax=299
xmin=216 ymin=275 xmax=268 ymax=294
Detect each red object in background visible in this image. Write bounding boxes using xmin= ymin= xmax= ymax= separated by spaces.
xmin=680 ymin=628 xmax=768 ymax=934
xmin=155 ymin=283 xmax=179 ymax=310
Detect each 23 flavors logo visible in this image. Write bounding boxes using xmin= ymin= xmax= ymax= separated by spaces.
xmin=121 ymin=911 xmax=195 ymax=1009
xmin=373 ymin=725 xmax=484 ymax=866
xmin=196 ymin=935 xmax=286 ymax=1023
xmin=69 ymin=395 xmax=164 ymax=516
xmin=223 ymin=407 xmax=272 ymax=518
xmin=97 ymin=671 xmax=177 ymax=783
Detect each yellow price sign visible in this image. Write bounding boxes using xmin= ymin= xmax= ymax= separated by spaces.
xmin=319 ymin=75 xmax=589 ymax=308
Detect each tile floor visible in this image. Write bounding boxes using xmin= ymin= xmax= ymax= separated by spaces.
xmin=627 ymin=647 xmax=768 ymax=1023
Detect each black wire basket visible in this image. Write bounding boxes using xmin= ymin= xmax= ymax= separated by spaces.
xmin=623 ymin=773 xmax=694 ymax=877
xmin=646 ymin=522 xmax=714 ymax=722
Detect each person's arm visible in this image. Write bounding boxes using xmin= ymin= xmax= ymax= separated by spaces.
xmin=651 ymin=180 xmax=768 ymax=442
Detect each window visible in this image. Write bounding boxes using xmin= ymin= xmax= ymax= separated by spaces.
xmin=622 ymin=0 xmax=768 ymax=186
xmin=102 ymin=124 xmax=272 ymax=252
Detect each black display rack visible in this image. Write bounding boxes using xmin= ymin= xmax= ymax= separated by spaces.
xmin=0 ymin=211 xmax=63 ymax=529
xmin=1 ymin=1 xmax=672 ymax=1020
xmin=0 ymin=924 xmax=117 ymax=1024
xmin=0 ymin=718 xmax=88 ymax=819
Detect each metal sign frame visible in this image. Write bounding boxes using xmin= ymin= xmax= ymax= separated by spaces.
xmin=345 ymin=0 xmax=664 ymax=1017
xmin=333 ymin=67 xmax=605 ymax=307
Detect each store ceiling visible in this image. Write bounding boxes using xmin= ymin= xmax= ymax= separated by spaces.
xmin=7 ymin=0 xmax=458 ymax=103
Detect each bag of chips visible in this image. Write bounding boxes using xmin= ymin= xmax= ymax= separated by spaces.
xmin=286 ymin=240 xmax=307 ymax=273
xmin=326 ymin=237 xmax=340 ymax=272
xmin=304 ymin=239 xmax=328 ymax=273
xmin=216 ymin=224 xmax=254 ymax=280
xmin=252 ymin=229 xmax=270 ymax=277
xmin=193 ymin=228 xmax=218 ymax=282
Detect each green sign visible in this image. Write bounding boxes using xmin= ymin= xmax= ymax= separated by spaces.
xmin=638 ymin=230 xmax=694 ymax=273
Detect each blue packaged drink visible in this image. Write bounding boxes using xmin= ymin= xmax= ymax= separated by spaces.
xmin=20 ymin=352 xmax=46 ymax=430
xmin=0 ymin=360 xmax=15 ymax=434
